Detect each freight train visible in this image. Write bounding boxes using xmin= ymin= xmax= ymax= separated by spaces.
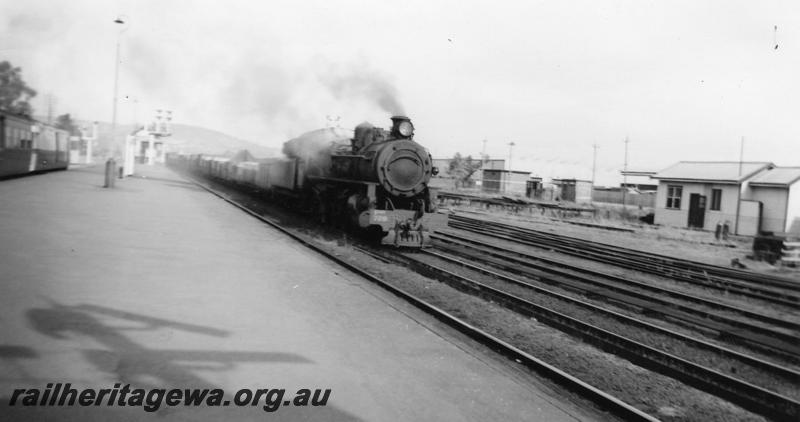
xmin=0 ymin=110 xmax=70 ymax=178
xmin=167 ymin=116 xmax=447 ymax=247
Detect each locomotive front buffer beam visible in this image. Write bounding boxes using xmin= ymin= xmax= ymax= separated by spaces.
xmin=363 ymin=209 xmax=448 ymax=247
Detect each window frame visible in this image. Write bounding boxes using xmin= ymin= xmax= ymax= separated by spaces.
xmin=666 ymin=185 xmax=683 ymax=209
xmin=710 ymin=188 xmax=722 ymax=211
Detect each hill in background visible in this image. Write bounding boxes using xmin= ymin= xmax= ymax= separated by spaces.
xmin=68 ymin=119 xmax=281 ymax=158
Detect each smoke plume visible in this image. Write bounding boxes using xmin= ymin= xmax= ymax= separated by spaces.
xmin=318 ymin=61 xmax=405 ymax=116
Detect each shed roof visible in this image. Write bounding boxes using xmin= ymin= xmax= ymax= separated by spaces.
xmin=748 ymin=167 xmax=800 ymax=187
xmin=652 ymin=161 xmax=773 ymax=184
xmin=483 ymin=169 xmax=531 ymax=175
xmin=552 ymin=178 xmax=593 ymax=184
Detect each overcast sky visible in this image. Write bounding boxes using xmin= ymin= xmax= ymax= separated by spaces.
xmin=2 ymin=0 xmax=798 ymax=185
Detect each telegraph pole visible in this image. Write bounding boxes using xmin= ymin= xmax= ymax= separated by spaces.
xmin=622 ymin=136 xmax=630 ymax=219
xmin=735 ymin=136 xmax=744 ymax=234
xmin=591 ymin=143 xmax=599 ymax=205
xmin=591 ymin=143 xmax=599 ymax=187
xmin=738 ymin=136 xmax=744 ymax=177
xmin=46 ymin=93 xmax=56 ymax=124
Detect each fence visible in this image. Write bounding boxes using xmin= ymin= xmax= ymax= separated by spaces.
xmin=592 ymin=190 xmax=656 ymax=208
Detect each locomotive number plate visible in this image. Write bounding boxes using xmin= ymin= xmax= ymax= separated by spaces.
xmin=372 ymin=210 xmax=388 ymax=222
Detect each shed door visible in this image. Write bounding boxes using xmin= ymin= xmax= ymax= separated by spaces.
xmin=688 ymin=193 xmax=706 ymax=228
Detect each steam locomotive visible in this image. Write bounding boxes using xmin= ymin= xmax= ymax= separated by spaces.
xmin=168 ymin=116 xmax=446 ymax=247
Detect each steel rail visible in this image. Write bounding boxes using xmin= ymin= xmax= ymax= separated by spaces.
xmin=451 ymin=215 xmax=800 ymax=293
xmin=432 ymin=232 xmax=800 ymax=360
xmin=420 ymin=247 xmax=800 ymax=382
xmin=179 ymin=171 xmax=660 ymax=422
xmin=441 ymin=225 xmax=800 ymax=333
xmin=393 ymin=250 xmax=800 ymax=421
xmin=449 ymin=216 xmax=800 ymax=308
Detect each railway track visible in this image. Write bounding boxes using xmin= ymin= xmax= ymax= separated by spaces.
xmin=181 ymin=172 xmax=800 ymax=420
xmin=416 ymin=247 xmax=800 ymax=381
xmin=432 ymin=230 xmax=800 ymax=362
xmin=375 ymin=247 xmax=800 ymax=421
xmin=181 ymin=173 xmax=657 ymax=422
xmin=448 ymin=214 xmax=800 ymax=308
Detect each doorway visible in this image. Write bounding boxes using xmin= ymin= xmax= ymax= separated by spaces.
xmin=688 ymin=193 xmax=706 ymax=228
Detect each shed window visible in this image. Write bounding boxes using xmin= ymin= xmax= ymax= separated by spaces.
xmin=710 ymin=189 xmax=722 ymax=211
xmin=666 ymin=185 xmax=682 ymax=209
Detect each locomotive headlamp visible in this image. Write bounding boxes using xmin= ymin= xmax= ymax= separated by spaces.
xmin=391 ymin=116 xmax=414 ymax=138
xmin=398 ymin=121 xmax=414 ymax=137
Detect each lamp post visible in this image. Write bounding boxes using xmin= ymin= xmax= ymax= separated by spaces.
xmin=111 ymin=16 xmax=128 ymax=170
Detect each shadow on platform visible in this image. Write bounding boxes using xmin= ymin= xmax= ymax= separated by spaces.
xmin=24 ymin=302 xmax=313 ymax=389
xmin=1 ymin=301 xmax=362 ymax=420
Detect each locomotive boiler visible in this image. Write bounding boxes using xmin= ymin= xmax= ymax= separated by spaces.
xmin=283 ymin=116 xmax=446 ymax=247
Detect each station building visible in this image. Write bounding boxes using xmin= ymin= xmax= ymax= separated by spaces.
xmin=551 ymin=178 xmax=593 ymax=204
xmin=747 ymin=167 xmax=800 ymax=234
xmin=526 ymin=177 xmax=543 ymax=198
xmin=429 ymin=157 xmax=506 ymax=190
xmin=68 ymin=122 xmax=98 ymax=165
xmin=651 ymin=161 xmax=800 ymax=235
xmin=481 ymin=169 xmax=530 ymax=196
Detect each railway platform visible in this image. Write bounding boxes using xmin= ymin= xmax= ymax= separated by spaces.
xmin=0 ymin=164 xmax=597 ymax=421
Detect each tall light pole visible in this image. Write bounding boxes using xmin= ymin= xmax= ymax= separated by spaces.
xmin=111 ymin=16 xmax=128 ymax=163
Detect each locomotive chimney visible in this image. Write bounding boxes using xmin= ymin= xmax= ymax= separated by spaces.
xmin=390 ymin=115 xmax=413 ymax=138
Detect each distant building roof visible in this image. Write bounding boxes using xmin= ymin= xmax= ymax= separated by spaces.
xmin=621 ymin=170 xmax=656 ymax=177
xmin=652 ymin=161 xmax=773 ymax=184
xmin=483 ymin=169 xmax=531 ymax=175
xmin=748 ymin=167 xmax=800 ymax=187
xmin=552 ymin=178 xmax=592 ymax=184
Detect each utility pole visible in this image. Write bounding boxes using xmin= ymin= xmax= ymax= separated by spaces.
xmin=591 ymin=143 xmax=599 ymax=187
xmin=738 ymin=136 xmax=744 ymax=177
xmin=735 ymin=136 xmax=744 ymax=234
xmin=46 ymin=93 xmax=55 ymax=125
xmin=591 ymin=143 xmax=599 ymax=205
xmin=622 ymin=136 xmax=630 ymax=219
xmin=111 ymin=16 xmax=129 ymax=160
xmin=132 ymin=96 xmax=139 ymax=128
xmin=507 ymin=141 xmax=515 ymax=171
